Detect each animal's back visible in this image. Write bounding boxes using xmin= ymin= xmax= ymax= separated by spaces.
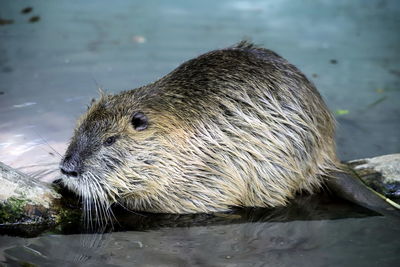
xmin=127 ymin=42 xmax=339 ymax=210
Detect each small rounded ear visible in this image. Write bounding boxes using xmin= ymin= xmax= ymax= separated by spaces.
xmin=131 ymin=111 xmax=148 ymax=131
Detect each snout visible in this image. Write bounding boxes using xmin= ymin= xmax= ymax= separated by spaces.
xmin=60 ymin=154 xmax=82 ymax=178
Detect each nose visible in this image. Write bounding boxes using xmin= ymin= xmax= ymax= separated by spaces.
xmin=60 ymin=166 xmax=78 ymax=177
xmin=60 ymin=155 xmax=82 ymax=178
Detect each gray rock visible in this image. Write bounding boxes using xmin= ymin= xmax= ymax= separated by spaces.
xmin=0 ymin=161 xmax=61 ymax=224
xmin=347 ymin=154 xmax=400 ymax=200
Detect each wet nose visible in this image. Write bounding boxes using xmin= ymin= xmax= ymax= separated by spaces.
xmin=60 ymin=166 xmax=78 ymax=177
xmin=60 ymin=155 xmax=81 ymax=177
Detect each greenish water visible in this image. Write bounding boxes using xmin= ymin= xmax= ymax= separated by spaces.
xmin=0 ymin=0 xmax=399 ymax=266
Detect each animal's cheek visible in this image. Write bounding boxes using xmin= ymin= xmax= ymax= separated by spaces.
xmin=83 ymin=153 xmax=101 ymax=166
xmin=106 ymin=170 xmax=147 ymax=196
xmin=77 ymin=154 xmax=107 ymax=179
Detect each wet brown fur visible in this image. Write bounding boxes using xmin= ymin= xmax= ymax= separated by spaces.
xmin=61 ymin=41 xmax=340 ymax=214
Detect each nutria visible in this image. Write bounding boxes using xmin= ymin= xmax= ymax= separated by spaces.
xmin=59 ymin=41 xmax=394 ymax=216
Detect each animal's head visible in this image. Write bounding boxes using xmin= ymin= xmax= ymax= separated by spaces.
xmin=60 ymin=91 xmax=161 ymax=216
xmin=59 ymin=88 xmax=206 ymax=219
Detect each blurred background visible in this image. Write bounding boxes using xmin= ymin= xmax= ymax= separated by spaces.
xmin=0 ymin=0 xmax=399 ymax=179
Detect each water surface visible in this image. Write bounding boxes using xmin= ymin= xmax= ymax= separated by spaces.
xmin=1 ymin=217 xmax=399 ymax=266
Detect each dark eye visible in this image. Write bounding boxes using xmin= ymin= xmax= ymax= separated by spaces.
xmin=104 ymin=136 xmax=117 ymax=146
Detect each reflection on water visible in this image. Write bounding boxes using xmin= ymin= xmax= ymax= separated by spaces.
xmin=0 ymin=111 xmax=68 ymax=182
xmin=1 ymin=216 xmax=399 ymax=266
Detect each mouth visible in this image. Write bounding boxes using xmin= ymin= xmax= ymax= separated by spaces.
xmin=57 ymin=171 xmax=117 ymax=225
xmin=57 ymin=172 xmax=82 ymax=195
